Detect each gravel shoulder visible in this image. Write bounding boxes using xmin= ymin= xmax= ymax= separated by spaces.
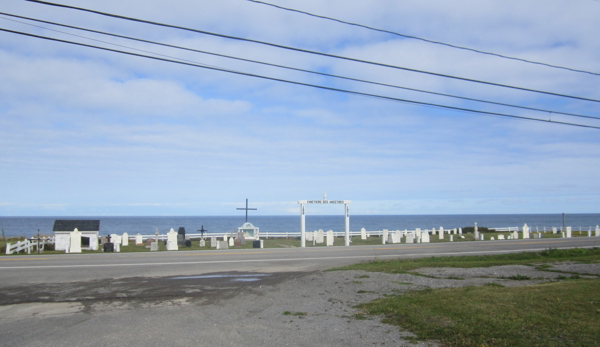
xmin=0 ymin=262 xmax=598 ymax=347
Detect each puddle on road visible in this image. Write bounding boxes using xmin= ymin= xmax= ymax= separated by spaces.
xmin=171 ymin=274 xmax=270 ymax=280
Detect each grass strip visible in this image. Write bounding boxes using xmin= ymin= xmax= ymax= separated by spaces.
xmin=331 ymin=247 xmax=600 ymax=273
xmin=359 ymin=279 xmax=600 ymax=347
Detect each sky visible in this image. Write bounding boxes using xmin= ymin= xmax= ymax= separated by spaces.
xmin=1 ymin=0 xmax=599 ymax=216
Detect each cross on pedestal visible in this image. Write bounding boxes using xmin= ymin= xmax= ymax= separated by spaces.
xmin=197 ymin=225 xmax=207 ymax=239
xmin=236 ymin=198 xmax=257 ymax=223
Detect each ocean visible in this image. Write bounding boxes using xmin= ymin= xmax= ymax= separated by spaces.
xmin=1 ymin=214 xmax=599 ymax=238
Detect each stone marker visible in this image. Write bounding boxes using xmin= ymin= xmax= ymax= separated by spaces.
xmin=405 ymin=233 xmax=414 ymax=244
xmin=115 ymin=242 xmax=121 ymax=252
xmin=566 ymin=226 xmax=572 ymax=238
xmin=449 ymin=235 xmax=454 ymax=242
xmin=596 ymin=225 xmax=600 ymax=237
xmin=459 ymin=228 xmax=463 ymax=235
xmin=135 ymin=233 xmax=143 ymax=245
xmin=306 ymin=231 xmax=314 ymax=242
xmin=69 ymin=229 xmax=82 ymax=253
xmin=360 ymin=228 xmax=367 ymax=240
xmin=561 ymin=232 xmax=565 ymax=238
xmin=588 ymin=228 xmax=592 ymax=237
xmin=252 ymin=240 xmax=263 ymax=249
xmin=326 ymin=230 xmax=334 ymax=246
xmin=382 ymin=229 xmax=388 ymax=245
xmin=498 ymin=235 xmax=505 ymax=240
xmin=421 ymin=229 xmax=430 ymax=243
xmin=211 ymin=236 xmax=217 ymax=248
xmin=431 ymin=228 xmax=436 ymax=236
xmin=316 ymin=229 xmax=325 ymax=244
xmin=167 ymin=229 xmax=178 ymax=251
xmin=522 ymin=224 xmax=530 ymax=239
xmin=122 ymin=232 xmax=129 ymax=246
xmin=229 ymin=237 xmax=234 ymax=247
xmin=512 ymin=230 xmax=519 ymax=240
xmin=438 ymin=227 xmax=444 ymax=240
xmin=150 ymin=242 xmax=158 ymax=251
xmin=199 ymin=239 xmax=205 ymax=247
xmin=217 ymin=241 xmax=229 ymax=250
xmin=552 ymin=227 xmax=558 ymax=234
xmin=490 ymin=237 xmax=495 ymax=241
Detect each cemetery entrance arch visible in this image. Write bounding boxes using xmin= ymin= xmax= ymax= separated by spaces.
xmin=298 ymin=197 xmax=351 ymax=247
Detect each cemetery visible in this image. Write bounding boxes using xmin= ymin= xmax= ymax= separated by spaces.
xmin=3 ymin=221 xmax=600 ymax=255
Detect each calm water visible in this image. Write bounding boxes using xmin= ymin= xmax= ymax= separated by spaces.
xmin=1 ymin=214 xmax=599 ymax=238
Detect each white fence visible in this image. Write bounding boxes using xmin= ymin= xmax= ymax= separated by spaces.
xmin=5 ymin=237 xmax=55 ymax=255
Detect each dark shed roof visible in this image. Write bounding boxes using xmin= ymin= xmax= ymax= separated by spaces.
xmin=53 ymin=220 xmax=100 ymax=232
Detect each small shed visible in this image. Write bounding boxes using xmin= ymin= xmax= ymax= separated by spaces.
xmin=237 ymin=222 xmax=259 ymax=240
xmin=53 ymin=220 xmax=100 ymax=251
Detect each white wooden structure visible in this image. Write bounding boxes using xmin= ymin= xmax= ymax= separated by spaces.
xmin=53 ymin=220 xmax=100 ymax=251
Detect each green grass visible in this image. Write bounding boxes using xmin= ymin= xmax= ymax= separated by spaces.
xmin=331 ymin=247 xmax=600 ymax=273
xmin=359 ymin=279 xmax=600 ymax=347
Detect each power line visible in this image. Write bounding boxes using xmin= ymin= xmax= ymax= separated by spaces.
xmin=247 ymin=0 xmax=600 ymax=77
xmin=25 ymin=0 xmax=600 ymax=104
xmin=2 ymin=27 xmax=598 ymax=130
xmin=2 ymin=12 xmax=597 ymax=121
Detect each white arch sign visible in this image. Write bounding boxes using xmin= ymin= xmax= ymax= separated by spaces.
xmin=297 ymin=198 xmax=352 ymax=247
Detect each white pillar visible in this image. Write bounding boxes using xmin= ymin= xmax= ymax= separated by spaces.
xmin=300 ymin=203 xmax=306 ymax=248
xmin=344 ymin=203 xmax=350 ymax=246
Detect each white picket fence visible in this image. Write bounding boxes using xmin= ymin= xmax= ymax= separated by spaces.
xmin=5 ymin=237 xmax=55 ymax=255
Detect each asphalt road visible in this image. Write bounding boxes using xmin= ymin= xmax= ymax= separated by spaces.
xmin=2 ymin=237 xmax=598 ymax=286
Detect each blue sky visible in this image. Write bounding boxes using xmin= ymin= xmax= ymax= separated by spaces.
xmin=1 ymin=0 xmax=599 ymax=216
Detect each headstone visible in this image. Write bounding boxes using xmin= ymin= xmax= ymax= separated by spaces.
xmin=115 ymin=242 xmax=121 ymax=252
xmin=229 ymin=237 xmax=235 ymax=247
xmin=453 ymin=228 xmax=457 ymax=235
xmin=315 ymin=230 xmax=325 ymax=244
xmin=237 ymin=232 xmax=246 ymax=246
xmin=512 ymin=230 xmax=519 ymax=240
xmin=360 ymin=228 xmax=367 ymax=240
xmin=490 ymin=237 xmax=495 ymax=241
xmin=101 ymin=236 xmax=109 ymax=244
xmin=103 ymin=243 xmax=114 ymax=252
xmin=211 ymin=236 xmax=217 ymax=248
xmin=438 ymin=226 xmax=444 ymax=240
xmin=449 ymin=235 xmax=454 ymax=242
xmin=185 ymin=240 xmax=192 ymax=247
xmin=522 ymin=224 xmax=530 ymax=239
xmin=392 ymin=232 xmax=401 ymax=244
xmin=588 ymin=228 xmax=592 ymax=237
xmin=217 ymin=241 xmax=229 ymax=249
xmin=110 ymin=234 xmax=118 ymax=245
xmin=552 ymin=227 xmax=558 ymax=234
xmin=326 ymin=230 xmax=334 ymax=246
xmin=167 ymin=228 xmax=178 ymax=251
xmin=596 ymin=225 xmax=600 ymax=237
xmin=459 ymin=228 xmax=462 ymax=235
xmin=135 ymin=233 xmax=143 ymax=245
xmin=432 ymin=228 xmax=436 ymax=236
xmin=421 ymin=229 xmax=430 ymax=243
xmin=122 ymin=232 xmax=129 ymax=246
xmin=69 ymin=229 xmax=82 ymax=253
xmin=566 ymin=226 xmax=572 ymax=238
xmin=561 ymin=231 xmax=565 ymax=238
xmin=306 ymin=232 xmax=314 ymax=242
xmin=480 ymin=234 xmax=484 ymax=241
xmin=405 ymin=233 xmax=414 ymax=244
xmin=382 ymin=229 xmax=388 ymax=245
xmin=252 ymin=240 xmax=263 ymax=248
xmin=474 ymin=223 xmax=479 ymax=240
xmin=178 ymin=227 xmax=186 ymax=239
xmin=199 ymin=239 xmax=206 ymax=247
xmin=151 ymin=242 xmax=159 ymax=251
xmin=177 ymin=234 xmax=185 ymax=247
xmin=235 ymin=237 xmax=241 ymax=247
xmin=498 ymin=235 xmax=505 ymax=240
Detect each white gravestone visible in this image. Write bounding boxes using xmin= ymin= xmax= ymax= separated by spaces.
xmin=588 ymin=228 xmax=592 ymax=237
xmin=135 ymin=233 xmax=143 ymax=245
xmin=199 ymin=239 xmax=205 ymax=247
xmin=110 ymin=234 xmax=118 ymax=245
xmin=596 ymin=225 xmax=600 ymax=237
xmin=166 ymin=229 xmax=178 ymax=251
xmin=69 ymin=229 xmax=82 ymax=253
xmin=459 ymin=228 xmax=462 ymax=235
xmin=382 ymin=229 xmax=388 ymax=244
xmin=431 ymin=228 xmax=436 ymax=236
xmin=210 ymin=236 xmax=217 ymax=248
xmin=360 ymin=228 xmax=367 ymax=240
xmin=480 ymin=234 xmax=485 ymax=241
xmin=405 ymin=233 xmax=414 ymax=244
xmin=316 ymin=230 xmax=325 ymax=244
xmin=449 ymin=235 xmax=453 ymax=242
xmin=566 ymin=226 xmax=572 ymax=238
xmin=306 ymin=232 xmax=314 ymax=242
xmin=522 ymin=224 xmax=530 ymax=239
xmin=150 ymin=242 xmax=158 ymax=251
xmin=216 ymin=241 xmax=229 ymax=250
xmin=512 ymin=230 xmax=519 ymax=240
xmin=229 ymin=237 xmax=235 ymax=247
xmin=421 ymin=229 xmax=430 ymax=243
xmin=122 ymin=232 xmax=129 ymax=246
xmin=389 ymin=232 xmax=401 ymax=244
xmin=438 ymin=227 xmax=444 ymax=240
xmin=490 ymin=237 xmax=495 ymax=241
xmin=453 ymin=228 xmax=457 ymax=235
xmin=326 ymin=230 xmax=334 ymax=246
xmin=498 ymin=235 xmax=505 ymax=240
xmin=552 ymin=227 xmax=558 ymax=234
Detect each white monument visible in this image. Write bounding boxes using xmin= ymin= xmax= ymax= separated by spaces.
xmin=69 ymin=229 xmax=82 ymax=253
xmin=326 ymin=230 xmax=334 ymax=246
xmin=522 ymin=224 xmax=530 ymax=239
xmin=122 ymin=232 xmax=129 ymax=246
xmin=360 ymin=228 xmax=367 ymax=240
xmin=238 ymin=222 xmax=260 ymax=240
xmin=135 ymin=233 xmax=143 ymax=245
xmin=167 ymin=229 xmax=178 ymax=251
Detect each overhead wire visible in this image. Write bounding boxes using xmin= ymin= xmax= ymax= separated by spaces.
xmin=246 ymin=0 xmax=600 ymax=77
xmin=25 ymin=0 xmax=600 ymax=104
xmin=2 ymin=12 xmax=597 ymax=121
xmin=1 ymin=27 xmax=599 ymax=130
